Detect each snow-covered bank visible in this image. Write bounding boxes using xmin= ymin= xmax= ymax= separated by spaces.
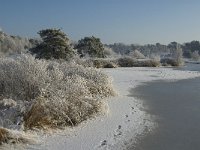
xmin=27 ymin=67 xmax=200 ymax=150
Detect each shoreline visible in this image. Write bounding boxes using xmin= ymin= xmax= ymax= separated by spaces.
xmin=27 ymin=67 xmax=200 ymax=150
xmin=127 ymin=76 xmax=200 ymax=150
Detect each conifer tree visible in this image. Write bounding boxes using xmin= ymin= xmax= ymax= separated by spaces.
xmin=76 ymin=36 xmax=105 ymax=58
xmin=31 ymin=28 xmax=74 ymax=60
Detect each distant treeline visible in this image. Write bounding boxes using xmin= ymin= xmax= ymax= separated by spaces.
xmin=106 ymin=41 xmax=200 ymax=58
xmin=1 ymin=29 xmax=200 ymax=59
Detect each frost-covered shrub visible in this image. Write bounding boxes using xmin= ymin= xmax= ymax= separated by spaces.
xmin=117 ymin=57 xmax=136 ymax=67
xmin=0 ymin=99 xmax=26 ymax=130
xmin=84 ymin=57 xmax=160 ymax=68
xmin=70 ymin=57 xmax=94 ymax=67
xmin=150 ymin=54 xmax=160 ymax=61
xmin=0 ymin=54 xmax=49 ymax=101
xmin=132 ymin=60 xmax=160 ymax=67
xmin=103 ymin=62 xmax=117 ymax=68
xmin=74 ymin=58 xmax=118 ymax=68
xmin=0 ymin=31 xmax=34 ymax=56
xmin=161 ymin=46 xmax=184 ymax=66
xmin=104 ymin=46 xmax=118 ymax=58
xmin=92 ymin=59 xmax=117 ymax=68
xmin=59 ymin=62 xmax=116 ymax=98
xmin=170 ymin=45 xmax=184 ymax=66
xmin=191 ymin=51 xmax=200 ymax=61
xmin=129 ymin=50 xmax=145 ymax=59
xmin=0 ymin=54 xmax=115 ymax=130
xmin=161 ymin=58 xmax=180 ymax=66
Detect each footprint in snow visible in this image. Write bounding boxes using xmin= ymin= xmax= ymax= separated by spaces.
xmin=101 ymin=140 xmax=107 ymax=146
xmin=114 ymin=125 xmax=122 ymax=139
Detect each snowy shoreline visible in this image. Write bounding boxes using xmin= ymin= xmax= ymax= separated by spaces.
xmin=27 ymin=67 xmax=200 ymax=150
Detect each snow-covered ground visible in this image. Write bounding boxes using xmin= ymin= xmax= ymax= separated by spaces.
xmin=27 ymin=67 xmax=200 ymax=150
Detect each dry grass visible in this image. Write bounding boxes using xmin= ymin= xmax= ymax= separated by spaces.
xmin=0 ymin=127 xmax=34 ymax=145
xmin=0 ymin=128 xmax=9 ymax=144
xmin=24 ymin=97 xmax=104 ymax=129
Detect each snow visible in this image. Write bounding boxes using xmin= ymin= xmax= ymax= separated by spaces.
xmin=27 ymin=67 xmax=200 ymax=150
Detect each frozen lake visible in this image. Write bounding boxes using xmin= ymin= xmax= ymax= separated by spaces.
xmin=129 ymin=64 xmax=200 ymax=150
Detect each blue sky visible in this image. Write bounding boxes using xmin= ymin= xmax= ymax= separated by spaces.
xmin=0 ymin=0 xmax=200 ymax=44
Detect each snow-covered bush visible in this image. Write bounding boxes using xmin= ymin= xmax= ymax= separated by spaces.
xmin=72 ymin=57 xmax=95 ymax=67
xmin=149 ymin=54 xmax=160 ymax=61
xmin=92 ymin=59 xmax=117 ymax=68
xmin=73 ymin=57 xmax=118 ymax=68
xmin=0 ymin=31 xmax=34 ymax=55
xmin=0 ymin=54 xmax=49 ymax=101
xmin=59 ymin=62 xmax=116 ymax=98
xmin=75 ymin=57 xmax=160 ymax=68
xmin=133 ymin=59 xmax=160 ymax=67
xmin=104 ymin=46 xmax=118 ymax=58
xmin=0 ymin=54 xmax=116 ymax=131
xmin=171 ymin=45 xmax=184 ymax=66
xmin=191 ymin=51 xmax=200 ymax=61
xmin=129 ymin=50 xmax=145 ymax=59
xmin=117 ymin=57 xmax=136 ymax=67
xmin=160 ymin=58 xmax=179 ymax=66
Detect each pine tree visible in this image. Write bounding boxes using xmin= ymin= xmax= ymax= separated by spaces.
xmin=30 ymin=28 xmax=74 ymax=60
xmin=76 ymin=36 xmax=105 ymax=58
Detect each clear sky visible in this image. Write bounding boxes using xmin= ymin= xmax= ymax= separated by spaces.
xmin=0 ymin=0 xmax=200 ymax=44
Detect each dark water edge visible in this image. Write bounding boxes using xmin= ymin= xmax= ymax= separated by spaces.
xmin=175 ymin=62 xmax=200 ymax=72
xmin=128 ymin=64 xmax=200 ymax=150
